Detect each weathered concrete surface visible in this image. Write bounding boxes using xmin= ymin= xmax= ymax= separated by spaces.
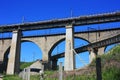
xmin=6 ymin=30 xmax=21 ymax=75
xmin=64 ymin=25 xmax=75 ymax=71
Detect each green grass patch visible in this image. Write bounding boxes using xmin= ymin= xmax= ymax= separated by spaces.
xmin=102 ymin=66 xmax=120 ymax=80
xmin=30 ymin=75 xmax=40 ymax=80
xmin=44 ymin=70 xmax=57 ymax=75
xmin=3 ymin=75 xmax=22 ymax=80
xmin=20 ymin=62 xmax=33 ymax=70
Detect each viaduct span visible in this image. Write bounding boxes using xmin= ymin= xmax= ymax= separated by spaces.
xmin=0 ymin=11 xmax=120 ymax=74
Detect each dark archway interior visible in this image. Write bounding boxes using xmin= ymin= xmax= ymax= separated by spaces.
xmin=1 ymin=47 xmax=10 ymax=73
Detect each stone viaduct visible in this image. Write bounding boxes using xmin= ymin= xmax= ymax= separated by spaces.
xmin=0 ymin=11 xmax=120 ymax=74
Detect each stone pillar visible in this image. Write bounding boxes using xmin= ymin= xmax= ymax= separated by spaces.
xmin=52 ymin=59 xmax=58 ymax=70
xmin=64 ymin=25 xmax=75 ymax=71
xmin=6 ymin=30 xmax=21 ymax=74
xmin=89 ymin=48 xmax=98 ymax=63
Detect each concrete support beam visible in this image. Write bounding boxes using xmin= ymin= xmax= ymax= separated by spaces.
xmin=64 ymin=25 xmax=75 ymax=71
xmin=52 ymin=59 xmax=58 ymax=70
xmin=6 ymin=30 xmax=21 ymax=74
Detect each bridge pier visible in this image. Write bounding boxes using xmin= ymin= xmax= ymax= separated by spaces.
xmin=41 ymin=37 xmax=52 ymax=70
xmin=52 ymin=59 xmax=58 ymax=70
xmin=64 ymin=25 xmax=75 ymax=71
xmin=89 ymin=47 xmax=105 ymax=63
xmin=89 ymin=48 xmax=98 ymax=63
xmin=98 ymin=47 xmax=105 ymax=55
xmin=6 ymin=30 xmax=21 ymax=75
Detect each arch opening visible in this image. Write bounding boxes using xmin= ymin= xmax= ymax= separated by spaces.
xmin=21 ymin=41 xmax=43 ymax=62
xmin=74 ymin=38 xmax=90 ymax=69
xmin=105 ymin=43 xmax=118 ymax=54
xmin=20 ymin=41 xmax=43 ymax=73
xmin=50 ymin=37 xmax=90 ymax=70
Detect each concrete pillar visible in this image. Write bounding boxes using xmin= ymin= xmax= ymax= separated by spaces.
xmin=42 ymin=40 xmax=49 ymax=62
xmin=64 ymin=25 xmax=75 ymax=71
xmin=42 ymin=38 xmax=51 ymax=70
xmin=98 ymin=47 xmax=105 ymax=55
xmin=6 ymin=30 xmax=21 ymax=74
xmin=89 ymin=48 xmax=98 ymax=63
xmin=52 ymin=59 xmax=58 ymax=70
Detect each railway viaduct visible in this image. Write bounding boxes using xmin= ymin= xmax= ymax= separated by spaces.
xmin=0 ymin=11 xmax=120 ymax=74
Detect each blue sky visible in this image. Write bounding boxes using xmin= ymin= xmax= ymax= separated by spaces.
xmin=0 ymin=0 xmax=120 ymax=68
xmin=0 ymin=0 xmax=120 ymax=25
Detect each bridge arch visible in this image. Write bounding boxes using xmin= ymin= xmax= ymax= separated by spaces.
xmin=21 ymin=40 xmax=43 ymax=61
xmin=1 ymin=39 xmax=43 ymax=73
xmin=21 ymin=40 xmax=43 ymax=51
xmin=48 ymin=38 xmax=65 ymax=58
xmin=48 ymin=36 xmax=91 ymax=69
xmin=104 ymin=43 xmax=119 ymax=53
xmin=49 ymin=36 xmax=90 ymax=57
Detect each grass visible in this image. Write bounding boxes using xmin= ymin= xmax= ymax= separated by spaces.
xmin=3 ymin=75 xmax=22 ymax=80
xmin=30 ymin=75 xmax=40 ymax=80
xmin=102 ymin=66 xmax=120 ymax=80
xmin=20 ymin=62 xmax=33 ymax=70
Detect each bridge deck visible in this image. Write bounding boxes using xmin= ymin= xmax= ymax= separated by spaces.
xmin=0 ymin=11 xmax=120 ymax=32
xmin=0 ymin=27 xmax=120 ymax=39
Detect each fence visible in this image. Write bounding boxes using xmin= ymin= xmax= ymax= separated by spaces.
xmin=19 ymin=68 xmax=30 ymax=80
